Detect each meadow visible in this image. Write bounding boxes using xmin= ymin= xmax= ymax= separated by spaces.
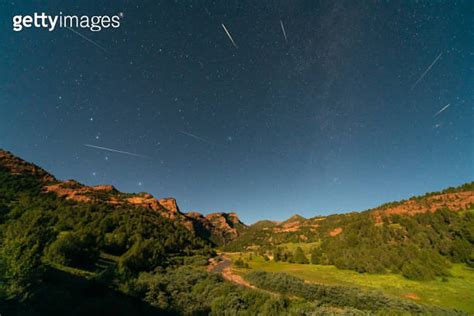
xmin=227 ymin=246 xmax=474 ymax=313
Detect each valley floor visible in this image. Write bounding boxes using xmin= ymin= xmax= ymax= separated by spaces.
xmin=225 ymin=252 xmax=474 ymax=313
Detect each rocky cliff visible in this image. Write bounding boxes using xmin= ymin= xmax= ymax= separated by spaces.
xmin=0 ymin=149 xmax=246 ymax=245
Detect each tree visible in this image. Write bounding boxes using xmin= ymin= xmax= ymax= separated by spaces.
xmin=45 ymin=232 xmax=99 ymax=268
xmin=293 ymin=247 xmax=309 ymax=264
xmin=273 ymin=247 xmax=282 ymax=262
xmin=0 ymin=210 xmax=53 ymax=300
xmin=310 ymin=247 xmax=323 ymax=264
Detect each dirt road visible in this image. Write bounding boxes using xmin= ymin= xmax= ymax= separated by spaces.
xmin=211 ymin=258 xmax=232 ymax=273
xmin=211 ymin=257 xmax=254 ymax=288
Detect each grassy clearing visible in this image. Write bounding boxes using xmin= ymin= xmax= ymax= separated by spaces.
xmin=227 ymin=253 xmax=474 ymax=313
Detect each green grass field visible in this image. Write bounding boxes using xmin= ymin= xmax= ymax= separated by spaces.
xmin=227 ymin=251 xmax=474 ymax=313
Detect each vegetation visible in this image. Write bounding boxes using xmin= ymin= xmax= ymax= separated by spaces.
xmin=0 ymin=153 xmax=472 ymax=315
xmin=230 ymin=252 xmax=474 ymax=313
xmin=234 ymin=257 xmax=250 ymax=268
xmin=320 ymin=209 xmax=473 ymax=279
xmin=0 ymin=165 xmax=213 ymax=314
xmin=225 ymin=182 xmax=474 ymax=282
xmin=292 ymin=247 xmax=309 ymax=264
xmin=244 ymin=271 xmax=459 ymax=314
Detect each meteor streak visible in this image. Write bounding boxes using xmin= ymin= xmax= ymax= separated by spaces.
xmin=434 ymin=103 xmax=451 ymax=117
xmin=66 ymin=27 xmax=109 ymax=53
xmin=84 ymin=144 xmax=148 ymax=158
xmin=221 ymin=23 xmax=238 ymax=49
xmin=280 ymin=20 xmax=287 ymax=42
xmin=411 ymin=52 xmax=443 ymax=90
xmin=179 ymin=131 xmax=215 ymax=145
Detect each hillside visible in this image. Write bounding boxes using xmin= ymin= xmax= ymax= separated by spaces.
xmin=225 ymin=182 xmax=473 ymax=280
xmin=0 ymin=148 xmax=472 ymax=315
xmin=227 ymin=182 xmax=473 ymax=248
xmin=0 ymin=149 xmax=245 ymax=246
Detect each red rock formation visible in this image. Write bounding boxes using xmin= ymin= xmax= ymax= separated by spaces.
xmin=1 ymin=148 xmax=248 ymax=245
xmin=159 ymin=198 xmax=180 ymax=214
xmin=329 ymin=227 xmax=343 ymax=236
xmin=372 ymin=191 xmax=474 ymax=223
xmin=0 ymin=149 xmax=56 ymax=183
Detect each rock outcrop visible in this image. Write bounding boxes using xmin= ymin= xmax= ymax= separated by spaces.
xmin=186 ymin=211 xmax=246 ymax=245
xmin=0 ymin=148 xmax=246 ymax=245
xmin=371 ymin=191 xmax=474 ymax=223
xmin=0 ymin=149 xmax=56 ymax=183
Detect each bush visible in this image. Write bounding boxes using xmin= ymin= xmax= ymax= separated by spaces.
xmin=234 ymin=258 xmax=249 ymax=268
xmin=119 ymin=239 xmax=166 ymax=274
xmin=45 ymin=232 xmax=99 ymax=269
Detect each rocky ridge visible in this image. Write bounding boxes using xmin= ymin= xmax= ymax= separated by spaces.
xmin=0 ymin=149 xmax=246 ymax=245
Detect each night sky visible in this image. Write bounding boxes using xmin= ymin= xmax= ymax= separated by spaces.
xmin=0 ymin=1 xmax=472 ymax=223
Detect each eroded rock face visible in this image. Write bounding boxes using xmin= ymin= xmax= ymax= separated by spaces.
xmin=185 ymin=212 xmax=246 ymax=245
xmin=44 ymin=180 xmax=119 ymax=203
xmin=185 ymin=212 xmax=204 ymax=219
xmin=93 ymin=185 xmax=116 ymax=191
xmin=0 ymin=149 xmax=56 ymax=183
xmin=159 ymin=198 xmax=180 ymax=214
xmin=44 ymin=179 xmax=246 ymax=242
xmin=206 ymin=213 xmax=238 ymax=236
xmin=0 ymin=148 xmax=247 ymax=245
xmin=126 ymin=194 xmax=163 ymax=211
xmin=371 ymin=191 xmax=474 ymax=223
xmin=329 ymin=227 xmax=343 ymax=237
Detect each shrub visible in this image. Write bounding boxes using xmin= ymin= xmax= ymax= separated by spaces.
xmin=45 ymin=232 xmax=99 ymax=268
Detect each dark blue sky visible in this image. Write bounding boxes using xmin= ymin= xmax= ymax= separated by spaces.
xmin=0 ymin=1 xmax=472 ymax=223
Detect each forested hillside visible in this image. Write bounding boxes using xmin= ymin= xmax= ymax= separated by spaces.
xmin=225 ymin=183 xmax=474 ymax=280
xmin=0 ymin=149 xmax=471 ymax=315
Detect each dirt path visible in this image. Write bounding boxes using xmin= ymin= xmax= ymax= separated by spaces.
xmin=211 ymin=257 xmax=255 ymax=288
xmin=211 ymin=258 xmax=231 ymax=273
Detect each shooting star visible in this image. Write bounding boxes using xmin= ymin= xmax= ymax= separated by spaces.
xmin=221 ymin=23 xmax=238 ymax=49
xmin=84 ymin=144 xmax=148 ymax=158
xmin=411 ymin=52 xmax=443 ymax=90
xmin=434 ymin=103 xmax=451 ymax=117
xmin=179 ymin=131 xmax=215 ymax=145
xmin=280 ymin=20 xmax=287 ymax=42
xmin=66 ymin=27 xmax=109 ymax=53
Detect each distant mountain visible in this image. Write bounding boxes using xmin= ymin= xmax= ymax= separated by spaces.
xmin=186 ymin=211 xmax=246 ymax=245
xmin=0 ymin=149 xmax=245 ymax=246
xmin=226 ymin=182 xmax=474 ymax=249
xmin=224 ymin=181 xmax=473 ymax=280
